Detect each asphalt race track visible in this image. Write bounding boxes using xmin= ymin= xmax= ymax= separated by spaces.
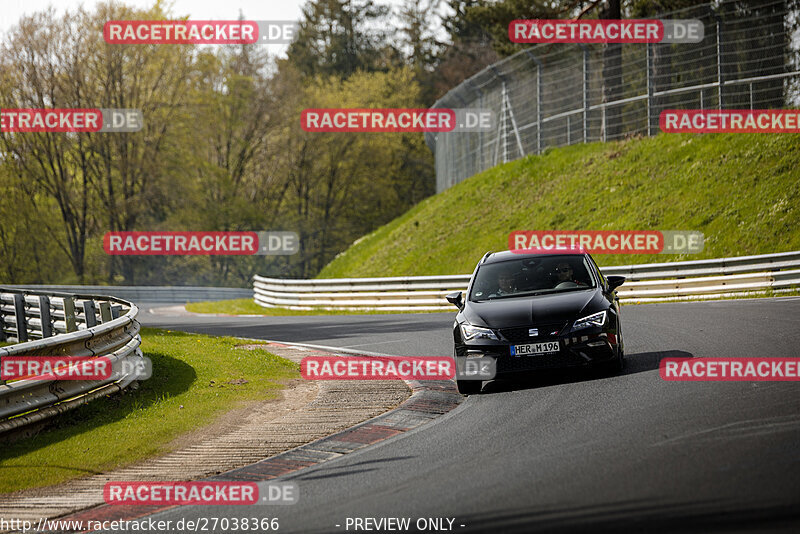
xmin=132 ymin=297 xmax=800 ymax=533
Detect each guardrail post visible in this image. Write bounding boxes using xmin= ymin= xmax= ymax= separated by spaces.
xmin=38 ymin=295 xmax=53 ymax=338
xmin=83 ymin=301 xmax=98 ymax=328
xmin=0 ymin=298 xmax=6 ymax=342
xmin=63 ymin=297 xmax=77 ymax=332
xmin=13 ymin=294 xmax=28 ymax=343
xmin=99 ymin=301 xmax=112 ymax=323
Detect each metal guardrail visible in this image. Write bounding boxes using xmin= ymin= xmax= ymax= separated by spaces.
xmin=0 ymin=287 xmax=142 ymax=434
xmin=2 ymin=285 xmax=251 ymax=303
xmin=253 ymin=251 xmax=800 ymax=311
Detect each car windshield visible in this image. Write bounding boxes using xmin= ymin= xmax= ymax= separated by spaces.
xmin=470 ymin=255 xmax=596 ymax=302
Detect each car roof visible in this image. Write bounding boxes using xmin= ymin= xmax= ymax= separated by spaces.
xmin=481 ymin=249 xmax=587 ymax=265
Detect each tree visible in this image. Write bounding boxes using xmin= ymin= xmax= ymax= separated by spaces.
xmin=0 ymin=3 xmax=195 ymax=283
xmin=86 ymin=2 xmax=195 ymax=283
xmin=272 ymin=66 xmax=434 ymax=277
xmin=459 ymin=0 xmax=561 ymax=57
xmin=0 ymin=8 xmax=98 ymax=281
xmin=286 ymin=0 xmax=395 ymax=79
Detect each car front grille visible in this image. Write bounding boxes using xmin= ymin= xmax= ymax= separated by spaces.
xmin=498 ymin=322 xmax=568 ymax=343
xmin=497 ymin=350 xmax=586 ymax=372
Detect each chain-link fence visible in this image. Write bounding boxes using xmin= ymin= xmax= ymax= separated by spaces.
xmin=426 ymin=0 xmax=800 ymax=192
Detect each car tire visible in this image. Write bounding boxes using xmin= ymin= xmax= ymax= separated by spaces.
xmin=597 ymin=343 xmax=624 ymax=375
xmin=453 ymin=348 xmax=483 ymax=395
xmin=613 ymin=345 xmax=625 ymax=371
xmin=456 ymin=378 xmax=482 ymax=395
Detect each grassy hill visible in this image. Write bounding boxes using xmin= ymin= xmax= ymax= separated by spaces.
xmin=318 ymin=132 xmax=800 ymax=278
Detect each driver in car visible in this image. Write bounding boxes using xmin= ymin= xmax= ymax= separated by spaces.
xmin=488 ymin=268 xmax=517 ymax=298
xmin=555 ymin=262 xmax=587 ymax=286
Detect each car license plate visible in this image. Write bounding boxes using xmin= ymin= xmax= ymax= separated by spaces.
xmin=510 ymin=341 xmax=560 ymax=356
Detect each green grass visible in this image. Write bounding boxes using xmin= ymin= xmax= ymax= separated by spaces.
xmin=0 ymin=327 xmax=299 ymax=494
xmin=185 ymin=299 xmax=445 ymax=315
xmin=319 ymin=133 xmax=800 ymax=277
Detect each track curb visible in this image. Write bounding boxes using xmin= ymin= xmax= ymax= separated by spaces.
xmin=53 ymin=343 xmax=463 ymax=533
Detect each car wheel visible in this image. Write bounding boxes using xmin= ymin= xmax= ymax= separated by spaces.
xmin=453 ymin=347 xmax=483 ymax=394
xmin=613 ymin=345 xmax=625 ymax=371
xmin=456 ymin=378 xmax=482 ymax=395
xmin=597 ymin=343 xmax=624 ymax=375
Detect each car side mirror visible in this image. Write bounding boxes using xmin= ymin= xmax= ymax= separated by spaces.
xmin=446 ymin=291 xmax=464 ymax=310
xmin=606 ymin=275 xmax=626 ymax=292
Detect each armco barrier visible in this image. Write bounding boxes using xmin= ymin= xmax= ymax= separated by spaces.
xmin=2 ymin=285 xmax=251 ymax=303
xmin=253 ymin=251 xmax=800 ymax=311
xmin=0 ymin=287 xmax=142 ymax=434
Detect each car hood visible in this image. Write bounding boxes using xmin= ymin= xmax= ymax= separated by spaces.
xmin=463 ymin=288 xmax=602 ymax=328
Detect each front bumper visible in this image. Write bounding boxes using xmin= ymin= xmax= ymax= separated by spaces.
xmin=456 ymin=331 xmax=619 ymax=378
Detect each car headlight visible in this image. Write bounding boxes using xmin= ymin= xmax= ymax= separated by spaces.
xmin=572 ymin=311 xmax=606 ymax=331
xmin=460 ymin=323 xmax=498 ymax=341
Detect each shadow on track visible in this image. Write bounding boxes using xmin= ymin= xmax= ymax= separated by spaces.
xmin=455 ymin=498 xmax=800 ymax=533
xmin=478 ymin=350 xmax=692 ymax=395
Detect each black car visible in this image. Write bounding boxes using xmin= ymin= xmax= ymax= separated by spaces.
xmin=446 ymin=250 xmax=626 ymax=395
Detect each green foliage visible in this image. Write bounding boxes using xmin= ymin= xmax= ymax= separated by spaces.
xmin=0 ymin=2 xmax=434 ymax=286
xmin=268 ymin=66 xmax=434 ymax=277
xmin=461 ymin=0 xmax=560 ymax=57
xmin=287 ymin=0 xmax=396 ymax=79
xmin=318 ymin=133 xmax=800 ymax=277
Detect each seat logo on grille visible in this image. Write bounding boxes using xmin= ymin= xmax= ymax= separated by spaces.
xmin=528 ymin=328 xmax=538 ymax=337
